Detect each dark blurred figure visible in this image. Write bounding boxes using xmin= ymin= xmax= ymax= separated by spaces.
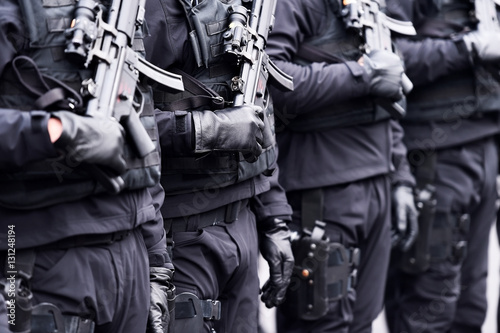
xmin=384 ymin=0 xmax=500 ymax=332
xmin=265 ymin=0 xmax=418 ymax=331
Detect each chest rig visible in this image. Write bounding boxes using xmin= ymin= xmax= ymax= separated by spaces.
xmin=155 ymin=0 xmax=277 ymax=195
xmin=0 ymin=0 xmax=161 ymax=209
xmin=403 ymin=0 xmax=500 ymax=123
xmin=280 ymin=0 xmax=392 ymax=132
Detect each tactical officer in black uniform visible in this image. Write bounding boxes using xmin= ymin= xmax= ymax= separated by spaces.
xmin=384 ymin=0 xmax=500 ymax=331
xmin=0 ymin=0 xmax=174 ymax=332
xmin=144 ymin=0 xmax=294 ymax=332
xmin=264 ymin=0 xmax=418 ymax=331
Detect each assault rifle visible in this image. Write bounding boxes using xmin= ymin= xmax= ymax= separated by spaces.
xmin=341 ymin=0 xmax=416 ymax=118
xmin=223 ymin=0 xmax=294 ymax=112
xmin=223 ymin=0 xmax=293 ymax=162
xmin=65 ymin=0 xmax=184 ymax=192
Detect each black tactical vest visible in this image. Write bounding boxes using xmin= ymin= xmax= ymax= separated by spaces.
xmin=154 ymin=0 xmax=277 ymax=195
xmin=0 ymin=0 xmax=161 ymax=209
xmin=280 ymin=0 xmax=392 ymax=132
xmin=402 ymin=0 xmax=500 ymax=123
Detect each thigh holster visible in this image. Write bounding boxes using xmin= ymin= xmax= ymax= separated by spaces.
xmin=1 ymin=249 xmax=95 ymax=333
xmin=174 ymin=292 xmax=221 ymax=332
xmin=400 ymin=151 xmax=437 ymax=274
xmin=282 ymin=221 xmax=360 ymax=321
xmin=429 ymin=211 xmax=470 ymax=264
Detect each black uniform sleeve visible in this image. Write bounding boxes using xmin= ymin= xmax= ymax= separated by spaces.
xmin=390 ymin=120 xmax=416 ymax=187
xmin=395 ymin=37 xmax=471 ymax=87
xmin=389 ymin=0 xmax=471 ymax=87
xmin=0 ymin=110 xmax=59 ymax=168
xmin=154 ymin=109 xmax=194 ymax=156
xmin=141 ymin=182 xmax=173 ymax=269
xmin=251 ymin=146 xmax=293 ymax=223
xmin=0 ymin=0 xmax=23 ymax=77
xmin=266 ymin=0 xmax=371 ymax=117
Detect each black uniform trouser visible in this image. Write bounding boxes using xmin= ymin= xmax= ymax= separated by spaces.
xmin=277 ymin=175 xmax=391 ymax=333
xmin=170 ymin=200 xmax=260 ymax=333
xmin=385 ymin=137 xmax=498 ymax=333
xmin=0 ymin=228 xmax=150 ymax=333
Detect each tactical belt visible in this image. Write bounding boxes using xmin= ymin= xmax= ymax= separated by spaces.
xmin=165 ymin=199 xmax=246 ymax=233
xmin=162 ymin=153 xmax=238 ymax=172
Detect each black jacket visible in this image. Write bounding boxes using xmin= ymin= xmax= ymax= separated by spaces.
xmin=143 ymin=0 xmax=292 ymax=220
xmin=0 ymin=0 xmax=169 ymax=268
xmin=388 ymin=0 xmax=500 ymax=151
xmin=265 ymin=0 xmax=415 ymax=190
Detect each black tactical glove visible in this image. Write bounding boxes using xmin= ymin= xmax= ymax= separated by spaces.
xmin=391 ymin=185 xmax=419 ymax=252
xmin=51 ymin=111 xmax=127 ymax=174
xmin=462 ymin=30 xmax=500 ymax=63
xmin=147 ymin=267 xmax=176 ymax=333
xmin=363 ymin=50 xmax=405 ymax=101
xmin=258 ymin=218 xmax=294 ymax=308
xmin=192 ymin=105 xmax=265 ymax=162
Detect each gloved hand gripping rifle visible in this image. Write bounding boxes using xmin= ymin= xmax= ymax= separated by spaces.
xmin=65 ymin=0 xmax=184 ymax=192
xmin=341 ymin=0 xmax=416 ymax=118
xmin=223 ymin=0 xmax=294 ymax=161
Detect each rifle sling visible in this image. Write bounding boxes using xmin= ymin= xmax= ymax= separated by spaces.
xmin=155 ymin=67 xmax=225 ymax=111
xmin=10 ymin=55 xmax=83 ymax=112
